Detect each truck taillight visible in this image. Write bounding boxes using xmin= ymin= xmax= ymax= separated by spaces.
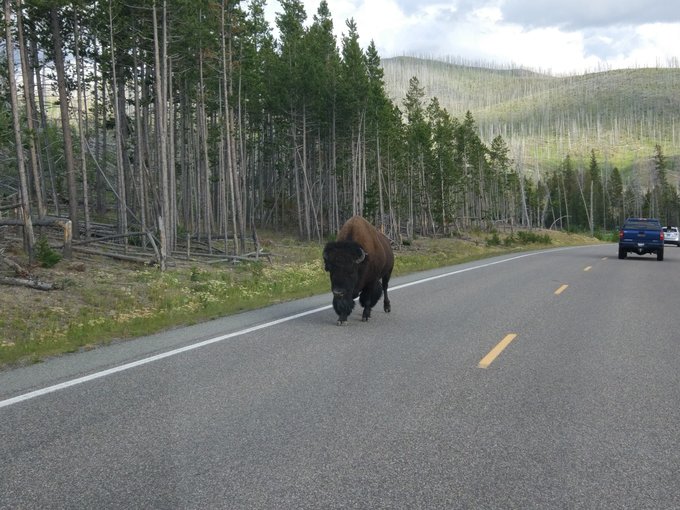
xmin=619 ymin=229 xmax=624 ymax=239
xmin=661 ymin=231 xmax=664 ymax=241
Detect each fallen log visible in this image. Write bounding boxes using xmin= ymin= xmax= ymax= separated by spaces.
xmin=0 ymin=276 xmax=57 ymax=291
xmin=72 ymin=246 xmax=155 ymax=264
xmin=73 ymin=231 xmax=150 ymax=245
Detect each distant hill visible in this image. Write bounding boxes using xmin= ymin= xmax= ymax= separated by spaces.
xmin=381 ymin=56 xmax=680 ymax=182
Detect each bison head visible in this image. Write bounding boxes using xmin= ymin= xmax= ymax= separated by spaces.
xmin=322 ymin=240 xmax=367 ymax=298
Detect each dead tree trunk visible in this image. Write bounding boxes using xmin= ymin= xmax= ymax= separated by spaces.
xmin=50 ymin=6 xmax=79 ymax=237
xmin=5 ymin=0 xmax=35 ymax=261
xmin=16 ymin=0 xmax=45 ymax=218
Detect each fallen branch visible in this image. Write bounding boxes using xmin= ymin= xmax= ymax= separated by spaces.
xmin=205 ymin=254 xmax=268 ymax=264
xmin=0 ymin=276 xmax=57 ymax=291
xmin=0 ymin=253 xmax=29 ymax=277
xmin=0 ymin=202 xmax=21 ymax=211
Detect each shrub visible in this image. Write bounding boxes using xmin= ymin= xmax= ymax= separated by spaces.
xmin=486 ymin=232 xmax=501 ymax=246
xmin=35 ymin=236 xmax=62 ymax=268
xmin=516 ymin=231 xmax=551 ymax=244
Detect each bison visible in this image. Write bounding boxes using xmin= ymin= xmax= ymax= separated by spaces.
xmin=322 ymin=216 xmax=394 ymax=325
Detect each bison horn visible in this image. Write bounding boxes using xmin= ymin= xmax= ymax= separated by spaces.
xmin=355 ymin=248 xmax=366 ymax=264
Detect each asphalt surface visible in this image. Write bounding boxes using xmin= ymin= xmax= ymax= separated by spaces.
xmin=1 ymin=244 xmax=679 ymax=509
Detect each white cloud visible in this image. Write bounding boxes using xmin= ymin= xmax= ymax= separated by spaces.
xmin=260 ymin=0 xmax=680 ymax=74
xmin=630 ymin=24 xmax=680 ymax=67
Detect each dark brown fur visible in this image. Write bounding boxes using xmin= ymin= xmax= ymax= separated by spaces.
xmin=323 ymin=216 xmax=394 ymax=324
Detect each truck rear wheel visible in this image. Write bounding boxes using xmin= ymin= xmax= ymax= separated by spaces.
xmin=657 ymin=250 xmax=664 ymax=261
xmin=618 ymin=247 xmax=627 ymax=259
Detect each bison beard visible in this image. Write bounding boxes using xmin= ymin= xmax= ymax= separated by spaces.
xmin=323 ymin=216 xmax=394 ymax=325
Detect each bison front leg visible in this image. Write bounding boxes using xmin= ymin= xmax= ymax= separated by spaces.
xmin=358 ymin=288 xmax=371 ymax=321
xmin=359 ymin=281 xmax=383 ymax=321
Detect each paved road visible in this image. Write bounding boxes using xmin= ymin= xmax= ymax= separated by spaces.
xmin=1 ymin=244 xmax=679 ymax=509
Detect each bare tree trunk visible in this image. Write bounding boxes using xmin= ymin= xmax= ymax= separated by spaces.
xmin=133 ymin=50 xmax=148 ymax=244
xmin=221 ymin=2 xmax=240 ymax=254
xmin=292 ymin=120 xmax=303 ymax=237
xmin=518 ymin=172 xmax=530 ymax=227
xmin=51 ymin=5 xmax=79 ymax=236
xmin=230 ymin=105 xmax=245 ymax=247
xmin=299 ymin=103 xmax=320 ymax=240
xmin=93 ymin=54 xmax=106 ymax=216
xmin=16 ymin=0 xmax=44 ymax=218
xmin=360 ymin=113 xmax=367 ymax=216
xmin=218 ymin=132 xmax=229 ymax=252
xmin=31 ymin=37 xmax=59 ymax=215
xmin=74 ymin=10 xmax=91 ymax=238
xmin=376 ymin=129 xmax=385 ymax=229
xmin=301 ymin=104 xmax=310 ymax=239
xmin=167 ymin=59 xmax=177 ymax=251
xmin=235 ymin=56 xmax=249 ymax=243
xmin=5 ymin=0 xmax=34 ymax=260
xmin=198 ymin=54 xmax=212 ymax=251
xmin=332 ymin=107 xmax=339 ymax=232
xmin=153 ymin=0 xmax=170 ymax=268
xmin=109 ymin=0 xmax=128 ymax=242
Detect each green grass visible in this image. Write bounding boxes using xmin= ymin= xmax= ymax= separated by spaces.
xmin=0 ymin=229 xmax=601 ymax=368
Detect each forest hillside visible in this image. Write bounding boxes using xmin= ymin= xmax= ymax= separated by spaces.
xmin=381 ymin=56 xmax=680 ymax=180
xmin=2 ymin=1 xmax=678 ymax=274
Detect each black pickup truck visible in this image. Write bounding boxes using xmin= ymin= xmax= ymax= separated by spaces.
xmin=618 ymin=218 xmax=664 ymax=260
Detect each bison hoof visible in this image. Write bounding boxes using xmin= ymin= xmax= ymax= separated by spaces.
xmin=384 ymin=303 xmax=391 ymax=313
xmin=336 ymin=319 xmax=348 ymax=326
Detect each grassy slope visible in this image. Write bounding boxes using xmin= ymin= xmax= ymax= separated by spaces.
xmin=381 ymin=57 xmax=680 ymax=180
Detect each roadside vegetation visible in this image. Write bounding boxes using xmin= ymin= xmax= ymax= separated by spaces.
xmin=0 ymin=228 xmax=601 ymax=369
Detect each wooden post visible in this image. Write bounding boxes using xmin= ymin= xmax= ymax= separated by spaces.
xmin=59 ymin=219 xmax=72 ymax=259
xmin=158 ymin=216 xmax=167 ymax=271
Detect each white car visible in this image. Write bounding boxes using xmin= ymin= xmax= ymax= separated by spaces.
xmin=662 ymin=226 xmax=680 ymax=246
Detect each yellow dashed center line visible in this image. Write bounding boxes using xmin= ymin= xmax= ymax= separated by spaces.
xmin=555 ymin=284 xmax=568 ymax=295
xmin=584 ymin=266 xmax=592 ymax=271
xmin=478 ymin=334 xmax=518 ymax=369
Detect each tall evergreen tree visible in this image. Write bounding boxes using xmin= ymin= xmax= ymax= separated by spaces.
xmin=606 ymin=167 xmax=624 ymax=227
xmin=339 ymin=18 xmax=369 ymax=218
xmin=402 ymin=76 xmax=430 ymax=235
xmin=586 ymin=149 xmax=603 ymax=234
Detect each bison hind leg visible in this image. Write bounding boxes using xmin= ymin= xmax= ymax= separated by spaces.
xmin=382 ymin=275 xmax=391 ymax=313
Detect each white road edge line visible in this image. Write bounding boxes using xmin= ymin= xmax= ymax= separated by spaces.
xmin=0 ymin=248 xmax=573 ymax=409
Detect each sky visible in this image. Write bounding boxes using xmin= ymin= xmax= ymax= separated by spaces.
xmin=262 ymin=0 xmax=680 ymax=75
